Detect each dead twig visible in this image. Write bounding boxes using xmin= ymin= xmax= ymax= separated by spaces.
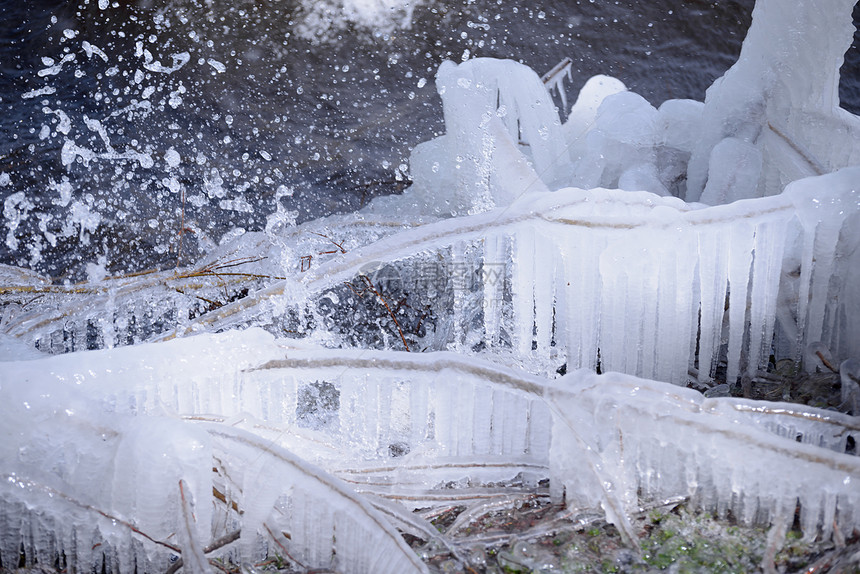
xmin=344 ymin=276 xmax=411 ymax=352
xmin=263 ymin=522 xmax=307 ymax=571
xmin=816 ymin=350 xmax=840 ymax=374
xmin=300 ymin=255 xmax=313 ymax=272
xmin=164 ymin=529 xmax=242 ymax=574
xmin=310 ymin=231 xmax=347 ymax=254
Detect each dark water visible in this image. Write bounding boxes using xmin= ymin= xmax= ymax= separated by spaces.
xmin=0 ymin=0 xmax=857 ymax=279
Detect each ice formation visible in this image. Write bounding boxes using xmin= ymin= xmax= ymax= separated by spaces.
xmin=686 ymin=0 xmax=860 ymax=203
xmin=1 ymin=330 xmax=858 ymax=572
xmin=2 ymin=0 xmax=860 ymax=571
xmin=1 ymin=330 xmax=429 ymax=574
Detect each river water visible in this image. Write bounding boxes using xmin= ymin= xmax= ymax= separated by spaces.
xmin=1 ymin=0 xmax=858 ymax=279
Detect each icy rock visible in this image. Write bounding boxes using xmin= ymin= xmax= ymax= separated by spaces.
xmin=592 ymin=91 xmax=659 ymax=147
xmin=785 ymin=166 xmax=860 ymax=363
xmin=395 ymin=58 xmax=562 ymax=217
xmin=687 ymin=0 xmax=860 ymax=203
xmin=562 ymin=74 xmax=627 ymax=157
xmin=658 ymin=98 xmax=704 ymax=154
xmin=569 ymin=91 xmax=661 ymax=190
xmin=699 ymin=137 xmax=763 ymax=205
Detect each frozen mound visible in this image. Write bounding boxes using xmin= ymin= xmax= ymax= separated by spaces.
xmin=393 ymin=0 xmax=860 ymax=212
xmin=687 ymin=0 xmax=860 ymax=203
xmin=1 ymin=329 xmax=858 ymax=572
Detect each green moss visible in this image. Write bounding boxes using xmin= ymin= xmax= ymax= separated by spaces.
xmin=600 ymin=559 xmax=619 ymax=572
xmin=638 ymin=507 xmax=764 ymax=573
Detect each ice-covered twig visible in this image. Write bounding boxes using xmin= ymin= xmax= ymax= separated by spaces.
xmin=203 ymin=423 xmax=429 ymax=574
xmin=164 ymin=531 xmax=241 ymax=574
xmin=541 ymin=57 xmax=573 ymax=113
xmin=177 ymin=479 xmax=215 ymax=574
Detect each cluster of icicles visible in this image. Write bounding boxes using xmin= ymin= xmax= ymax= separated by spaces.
xmin=2 ymin=0 xmax=860 ymax=572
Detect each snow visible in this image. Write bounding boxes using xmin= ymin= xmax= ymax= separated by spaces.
xmin=1 ymin=0 xmax=860 ymax=571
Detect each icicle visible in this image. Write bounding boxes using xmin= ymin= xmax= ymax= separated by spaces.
xmin=746 ymin=217 xmax=789 ymax=377
xmin=558 ymin=226 xmax=601 ymax=372
xmin=207 ymin=424 xmax=429 ymax=574
xmin=177 ymin=479 xmax=215 ymax=574
xmin=511 ymin=224 xmax=536 ymax=357
xmin=695 ymin=228 xmax=730 ymax=382
xmin=655 ymin=220 xmax=697 ymax=385
xmin=101 ymin=285 xmax=117 ymax=349
xmin=549 ymin=369 xmax=860 ymax=542
xmin=540 ymin=57 xmax=573 ymax=115
xmin=841 ymin=359 xmax=860 ymax=415
xmin=449 ymin=241 xmax=469 ymax=349
xmin=725 ymin=221 xmax=755 ymax=387
xmin=532 ymin=226 xmax=556 ymax=357
xmin=481 ymin=232 xmax=506 ymax=348
xmin=599 ymin=230 xmax=661 ymax=376
xmin=786 ymin=168 xmax=858 ymax=363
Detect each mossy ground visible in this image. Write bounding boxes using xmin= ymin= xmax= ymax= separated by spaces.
xmin=414 ymin=500 xmax=860 ymax=574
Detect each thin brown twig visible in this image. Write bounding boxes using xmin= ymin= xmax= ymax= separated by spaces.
xmin=344 ymin=276 xmax=411 ymax=352
xmin=300 ymin=255 xmax=313 ymax=272
xmin=816 ymin=350 xmax=840 ymax=374
xmin=164 ymin=530 xmax=242 ymax=574
xmin=310 ymin=231 xmax=347 ymax=254
xmin=173 ymin=287 xmax=222 ymax=310
xmin=263 ymin=523 xmax=307 ymax=570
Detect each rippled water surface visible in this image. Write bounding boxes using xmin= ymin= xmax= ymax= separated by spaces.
xmin=1 ymin=0 xmax=858 ymax=278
